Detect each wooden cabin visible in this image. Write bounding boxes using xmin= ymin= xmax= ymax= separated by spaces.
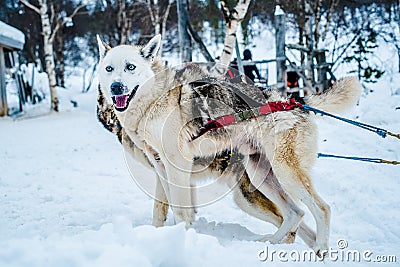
xmin=0 ymin=20 xmax=25 ymax=116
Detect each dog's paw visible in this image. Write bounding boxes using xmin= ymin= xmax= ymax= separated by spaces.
xmin=281 ymin=231 xmax=297 ymax=244
xmin=257 ymin=231 xmax=297 ymax=244
xmin=152 ymin=219 xmax=165 ymax=227
xmin=173 ymin=208 xmax=195 ymax=227
xmin=313 ymin=245 xmax=328 ymax=260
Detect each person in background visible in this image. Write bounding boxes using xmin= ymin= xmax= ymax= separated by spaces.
xmin=286 ymin=64 xmax=304 ymax=99
xmin=243 ymin=49 xmax=262 ymax=83
xmin=286 ymin=69 xmax=300 ymax=89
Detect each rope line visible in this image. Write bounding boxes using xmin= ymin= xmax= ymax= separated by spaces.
xmin=302 ymin=104 xmax=392 ymax=138
xmin=317 ymin=153 xmax=400 ymax=165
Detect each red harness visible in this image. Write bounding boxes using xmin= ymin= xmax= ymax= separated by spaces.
xmin=191 ymin=98 xmax=304 ymax=141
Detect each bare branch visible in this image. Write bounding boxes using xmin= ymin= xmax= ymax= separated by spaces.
xmin=160 ymin=0 xmax=174 ymax=55
xmin=162 ymin=0 xmax=173 ymax=31
xmin=50 ymin=2 xmax=56 ymax=25
xmin=67 ymin=5 xmax=85 ymax=22
xmin=19 ymin=0 xmax=40 ymax=14
xmin=146 ymin=0 xmax=156 ymax=27
xmin=220 ymin=1 xmax=230 ymax=24
xmin=187 ymin=22 xmax=214 ymax=62
xmin=321 ymin=0 xmax=339 ymax=42
xmin=331 ymin=28 xmax=363 ymax=71
xmin=49 ymin=5 xmax=84 ymax=43
xmin=314 ymin=0 xmax=322 ymax=45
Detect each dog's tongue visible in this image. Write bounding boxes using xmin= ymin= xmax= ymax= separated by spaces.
xmin=114 ymin=95 xmax=129 ymax=109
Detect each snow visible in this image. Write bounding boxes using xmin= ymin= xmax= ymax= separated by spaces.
xmin=0 ymin=20 xmax=25 ymax=49
xmin=274 ymin=5 xmax=284 ymax=16
xmin=1 ymin=21 xmax=400 ymax=267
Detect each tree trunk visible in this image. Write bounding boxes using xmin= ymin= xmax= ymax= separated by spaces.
xmin=153 ymin=0 xmax=161 ymax=35
xmin=313 ymin=0 xmax=322 ymax=46
xmin=20 ymin=0 xmax=83 ymax=111
xmin=177 ymin=0 xmax=192 ymax=63
xmin=117 ymin=0 xmax=129 ymax=44
xmin=116 ymin=0 xmax=133 ymax=45
xmin=55 ymin=32 xmax=65 ymax=87
xmin=212 ymin=0 xmax=251 ymax=75
xmin=38 ymin=0 xmax=59 ymax=112
xmin=160 ymin=0 xmax=173 ymax=56
xmin=148 ymin=0 xmax=173 ymax=56
xmin=315 ymin=50 xmax=328 ymax=91
xmin=299 ymin=26 xmax=305 ymax=65
xmin=275 ymin=5 xmax=286 ymax=92
xmin=304 ymin=0 xmax=315 ymax=88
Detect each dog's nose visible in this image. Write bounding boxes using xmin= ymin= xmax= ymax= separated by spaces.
xmin=110 ymin=82 xmax=124 ymax=95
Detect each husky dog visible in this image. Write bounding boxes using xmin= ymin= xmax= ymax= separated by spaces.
xmin=97 ymin=35 xmax=361 ymax=255
xmin=97 ymin=88 xmax=317 ymax=247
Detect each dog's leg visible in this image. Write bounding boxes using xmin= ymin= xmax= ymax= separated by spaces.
xmin=273 ymin=161 xmax=330 ymax=257
xmin=163 ymin=161 xmax=195 ymax=225
xmin=268 ymin=132 xmax=331 ymax=258
xmin=233 ymin=168 xmax=316 ymax=248
xmin=143 ymin=142 xmax=194 ymax=226
xmin=295 ymin=179 xmax=330 ymax=257
xmin=298 ymin=222 xmax=317 ymax=248
xmin=152 ymin=174 xmax=169 ymax=227
xmin=141 ymin=144 xmax=173 ymax=227
xmin=244 ymin=153 xmax=305 ymax=245
xmin=158 ymin=139 xmax=195 ymax=226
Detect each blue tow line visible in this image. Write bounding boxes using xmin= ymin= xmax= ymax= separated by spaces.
xmin=302 ymin=104 xmax=395 ymax=138
xmin=317 ymin=153 xmax=400 ymax=165
xmin=301 ymin=104 xmax=400 ymax=165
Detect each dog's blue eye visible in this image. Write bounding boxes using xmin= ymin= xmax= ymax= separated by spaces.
xmin=126 ymin=64 xmax=136 ymax=71
xmin=105 ymin=66 xmax=113 ymax=72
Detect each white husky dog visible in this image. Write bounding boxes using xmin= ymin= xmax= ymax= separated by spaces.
xmin=97 ymin=35 xmax=361 ymax=256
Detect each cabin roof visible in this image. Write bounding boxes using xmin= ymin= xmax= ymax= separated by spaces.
xmin=0 ymin=21 xmax=25 ymax=50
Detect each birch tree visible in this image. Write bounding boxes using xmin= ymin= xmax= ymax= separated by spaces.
xmin=20 ymin=0 xmax=83 ymax=112
xmin=213 ymin=0 xmax=251 ymax=75
xmin=20 ymin=0 xmax=57 ymax=111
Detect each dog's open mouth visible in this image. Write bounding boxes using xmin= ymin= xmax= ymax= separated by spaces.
xmin=111 ymin=85 xmax=139 ymax=112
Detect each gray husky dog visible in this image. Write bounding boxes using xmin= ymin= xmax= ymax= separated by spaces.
xmin=97 ymin=34 xmax=361 ymax=255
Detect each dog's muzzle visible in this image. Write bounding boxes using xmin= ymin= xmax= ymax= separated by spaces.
xmin=110 ymin=82 xmax=125 ymax=96
xmin=110 ymin=82 xmax=139 ymax=112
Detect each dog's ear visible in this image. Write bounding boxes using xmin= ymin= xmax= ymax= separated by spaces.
xmin=97 ymin=35 xmax=111 ymax=61
xmin=140 ymin=34 xmax=161 ymax=61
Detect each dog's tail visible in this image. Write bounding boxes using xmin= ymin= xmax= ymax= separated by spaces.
xmin=304 ymin=77 xmax=362 ymax=114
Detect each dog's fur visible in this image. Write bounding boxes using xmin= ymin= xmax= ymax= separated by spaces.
xmin=97 ymin=35 xmax=361 ymax=255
